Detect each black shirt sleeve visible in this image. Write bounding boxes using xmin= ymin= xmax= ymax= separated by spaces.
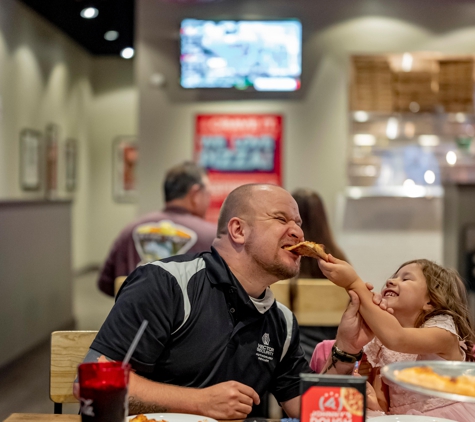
xmin=91 ymin=263 xmax=185 ymax=373
xmin=270 ymin=314 xmax=312 ymax=403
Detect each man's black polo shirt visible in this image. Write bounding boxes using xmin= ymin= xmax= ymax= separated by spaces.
xmin=91 ymin=247 xmax=310 ymax=404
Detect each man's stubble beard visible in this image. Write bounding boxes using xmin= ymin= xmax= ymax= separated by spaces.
xmin=244 ymin=238 xmax=300 ymax=280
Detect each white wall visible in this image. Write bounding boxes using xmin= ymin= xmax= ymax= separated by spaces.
xmin=87 ymin=58 xmax=138 ymax=266
xmin=136 ymin=0 xmax=475 ymax=289
xmin=0 ymin=0 xmax=138 ymax=270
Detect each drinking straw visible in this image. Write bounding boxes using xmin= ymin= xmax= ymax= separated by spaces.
xmin=122 ymin=320 xmax=149 ymax=368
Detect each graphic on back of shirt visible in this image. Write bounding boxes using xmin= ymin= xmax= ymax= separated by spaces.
xmin=133 ymin=220 xmax=197 ymax=262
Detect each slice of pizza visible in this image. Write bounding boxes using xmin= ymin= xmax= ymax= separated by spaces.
xmin=284 ymin=241 xmax=328 ymax=261
xmin=395 ymin=366 xmax=475 ymax=397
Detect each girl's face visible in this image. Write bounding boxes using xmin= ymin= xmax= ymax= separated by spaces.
xmin=381 ymin=263 xmax=433 ymax=327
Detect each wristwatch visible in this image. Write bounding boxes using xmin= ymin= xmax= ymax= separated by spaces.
xmin=331 ymin=344 xmax=363 ymax=363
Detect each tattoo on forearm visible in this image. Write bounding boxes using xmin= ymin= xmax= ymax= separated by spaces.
xmin=83 ymin=349 xmax=114 ymax=363
xmin=322 ymin=357 xmax=337 ymax=374
xmin=322 ymin=357 xmax=353 ymax=375
xmin=128 ymin=397 xmax=168 ymax=415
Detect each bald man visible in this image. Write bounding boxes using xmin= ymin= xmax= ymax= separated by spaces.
xmin=80 ymin=184 xmax=311 ymax=418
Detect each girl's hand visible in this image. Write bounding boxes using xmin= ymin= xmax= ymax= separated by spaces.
xmin=365 ymin=381 xmax=383 ymax=411
xmin=317 ymin=254 xmax=360 ymax=289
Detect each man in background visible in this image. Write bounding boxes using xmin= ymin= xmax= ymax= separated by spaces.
xmin=97 ymin=161 xmax=216 ymax=296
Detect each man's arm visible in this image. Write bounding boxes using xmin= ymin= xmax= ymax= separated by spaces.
xmin=281 ymin=396 xmax=300 ymax=418
xmin=76 ymin=349 xmax=260 ymax=419
xmin=321 ymin=289 xmax=384 ymax=375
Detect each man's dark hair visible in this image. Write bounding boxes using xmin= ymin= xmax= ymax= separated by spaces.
xmin=164 ymin=161 xmax=207 ymax=202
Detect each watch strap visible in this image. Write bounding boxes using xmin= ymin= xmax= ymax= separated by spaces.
xmin=331 ymin=344 xmax=363 ymax=363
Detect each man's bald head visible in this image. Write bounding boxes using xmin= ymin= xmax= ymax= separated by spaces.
xmin=216 ymin=184 xmax=267 ymax=237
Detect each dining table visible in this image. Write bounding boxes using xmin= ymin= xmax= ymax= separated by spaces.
xmin=4 ymin=415 xmax=80 ymax=422
xmin=2 ymin=414 xmax=252 ymax=422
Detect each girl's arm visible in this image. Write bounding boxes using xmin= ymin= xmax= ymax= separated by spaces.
xmin=318 ymin=255 xmax=461 ymax=359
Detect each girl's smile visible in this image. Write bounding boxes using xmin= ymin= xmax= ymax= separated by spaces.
xmin=381 ymin=263 xmax=433 ymax=327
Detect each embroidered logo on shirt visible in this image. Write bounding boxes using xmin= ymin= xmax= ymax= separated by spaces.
xmin=262 ymin=333 xmax=270 ymax=345
xmin=256 ymin=332 xmax=274 ymax=363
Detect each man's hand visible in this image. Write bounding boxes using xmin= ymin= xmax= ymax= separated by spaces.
xmin=318 ymin=255 xmax=360 ymax=289
xmin=335 ymin=284 xmax=393 ymax=354
xmin=335 ymin=290 xmax=373 ymax=354
xmin=196 ymin=381 xmax=260 ymax=420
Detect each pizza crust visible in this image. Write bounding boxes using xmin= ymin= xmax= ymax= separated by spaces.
xmin=395 ymin=366 xmax=475 ymax=397
xmin=284 ymin=241 xmax=328 ymax=261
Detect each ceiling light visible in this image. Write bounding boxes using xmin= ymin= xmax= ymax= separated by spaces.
xmin=386 ymin=117 xmax=399 ymax=140
xmin=120 ymin=47 xmax=135 ymax=59
xmin=409 ymin=102 xmax=420 ymax=113
xmin=456 ymin=113 xmax=466 ymax=123
xmin=353 ymin=134 xmax=376 ymax=146
xmin=424 ymin=170 xmax=436 ymax=184
xmin=353 ymin=111 xmax=369 ymax=122
xmin=104 ymin=31 xmax=119 ymax=41
xmin=404 ymin=122 xmax=415 ymax=138
xmin=418 ymin=135 xmax=440 ymax=147
xmin=80 ymin=7 xmax=99 ymax=19
xmin=401 ymin=53 xmax=413 ymax=72
xmin=446 ymin=151 xmax=457 ymax=166
xmin=403 ymin=178 xmax=415 ymax=187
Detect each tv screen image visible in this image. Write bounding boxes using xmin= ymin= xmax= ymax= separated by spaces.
xmin=180 ymin=19 xmax=302 ymax=91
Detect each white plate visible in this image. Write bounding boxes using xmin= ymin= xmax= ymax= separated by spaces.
xmin=381 ymin=360 xmax=475 ymax=403
xmin=127 ymin=414 xmax=217 ymax=422
xmin=371 ymin=415 xmax=456 ymax=422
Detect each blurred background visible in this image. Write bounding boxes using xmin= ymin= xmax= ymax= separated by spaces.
xmin=2 ymin=0 xmax=475 ymax=415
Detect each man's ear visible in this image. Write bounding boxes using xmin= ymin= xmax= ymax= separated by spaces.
xmin=227 ymin=217 xmax=247 ymax=245
xmin=187 ymin=183 xmax=201 ymax=206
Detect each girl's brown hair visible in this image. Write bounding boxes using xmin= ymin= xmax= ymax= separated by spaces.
xmin=397 ymin=259 xmax=475 ymax=361
xmin=292 ymin=188 xmax=348 ymax=279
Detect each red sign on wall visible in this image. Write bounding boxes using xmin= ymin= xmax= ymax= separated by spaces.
xmin=194 ymin=114 xmax=283 ymax=222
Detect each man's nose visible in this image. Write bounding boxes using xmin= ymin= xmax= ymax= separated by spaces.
xmin=289 ymin=223 xmax=304 ymax=241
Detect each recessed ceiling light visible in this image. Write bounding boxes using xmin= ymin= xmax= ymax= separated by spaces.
xmin=353 ymin=134 xmax=376 ymax=146
xmin=446 ymin=151 xmax=457 ymax=166
xmin=120 ymin=47 xmax=134 ymax=59
xmin=424 ymin=170 xmax=436 ymax=184
xmin=80 ymin=7 xmax=99 ymax=19
xmin=104 ymin=31 xmax=119 ymax=41
xmin=353 ymin=111 xmax=369 ymax=122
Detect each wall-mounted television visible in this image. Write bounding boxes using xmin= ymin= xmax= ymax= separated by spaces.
xmin=180 ymin=19 xmax=302 ymax=91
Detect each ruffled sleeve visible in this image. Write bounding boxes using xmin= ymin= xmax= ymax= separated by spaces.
xmin=422 ymin=314 xmax=467 ymax=357
xmin=422 ymin=314 xmax=458 ymax=336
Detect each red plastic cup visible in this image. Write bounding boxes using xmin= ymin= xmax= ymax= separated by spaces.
xmin=78 ymin=361 xmax=131 ymax=422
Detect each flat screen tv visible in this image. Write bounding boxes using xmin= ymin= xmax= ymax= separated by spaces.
xmin=180 ymin=19 xmax=302 ymax=91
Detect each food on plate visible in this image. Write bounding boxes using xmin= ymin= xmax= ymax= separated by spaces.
xmin=394 ymin=366 xmax=475 ymax=397
xmin=340 ymin=387 xmax=364 ymax=416
xmin=284 ymin=241 xmax=328 ymax=261
xmin=130 ymin=415 xmax=167 ymax=422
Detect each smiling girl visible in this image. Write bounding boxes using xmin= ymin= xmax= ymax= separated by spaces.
xmin=318 ymin=256 xmax=475 ymax=420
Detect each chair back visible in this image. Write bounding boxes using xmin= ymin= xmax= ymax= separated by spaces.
xmin=50 ymin=330 xmax=98 ymax=412
xmin=293 ymin=279 xmax=349 ymax=326
xmin=114 ymin=276 xmax=127 ymax=296
xmin=270 ymin=279 xmax=291 ymax=308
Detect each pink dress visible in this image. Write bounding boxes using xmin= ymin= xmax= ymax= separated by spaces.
xmin=364 ymin=314 xmax=475 ymax=422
